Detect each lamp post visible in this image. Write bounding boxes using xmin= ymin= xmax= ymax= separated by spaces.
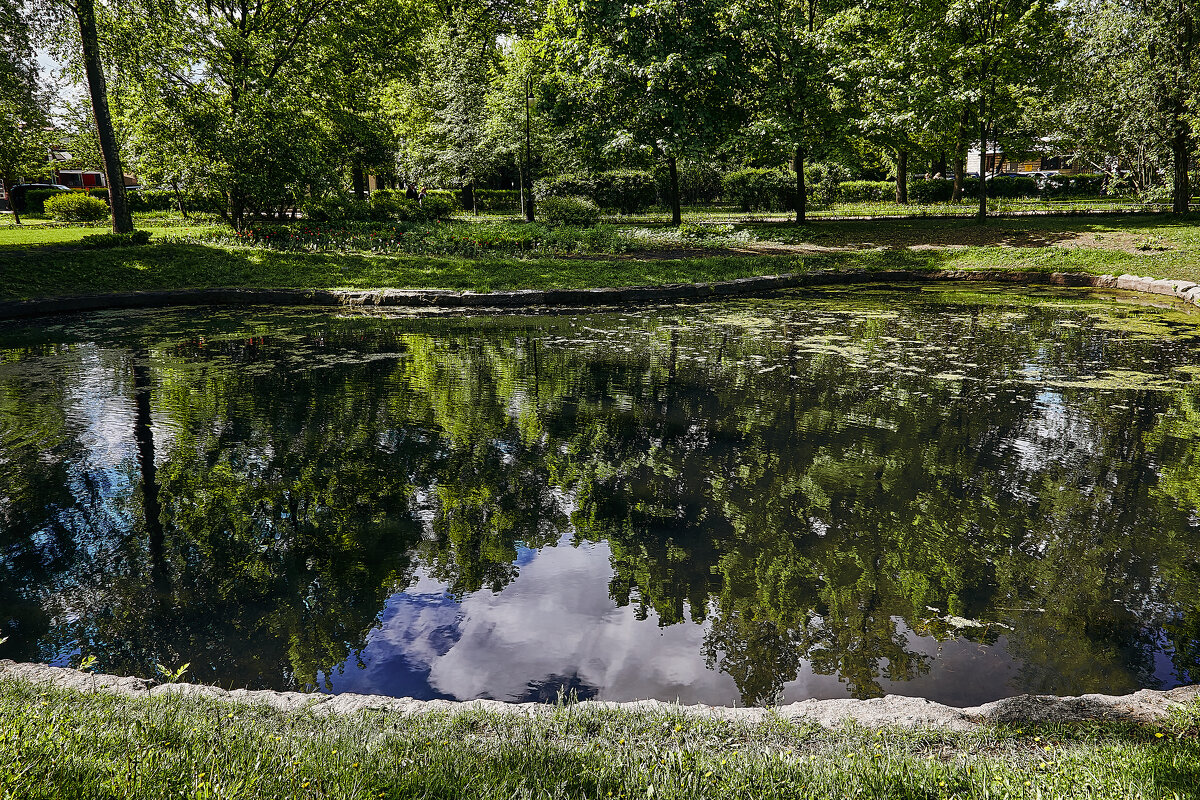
xmin=524 ymin=75 xmax=534 ymax=222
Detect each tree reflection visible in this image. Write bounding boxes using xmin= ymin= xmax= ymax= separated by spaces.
xmin=0 ymin=296 xmax=1198 ymax=703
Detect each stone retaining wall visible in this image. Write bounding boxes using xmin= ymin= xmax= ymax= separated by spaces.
xmin=1 ymin=270 xmax=1197 ymax=321
xmin=1 ymin=660 xmax=1196 ymax=731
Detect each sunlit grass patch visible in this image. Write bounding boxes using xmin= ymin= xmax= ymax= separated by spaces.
xmin=1 ymin=681 xmax=1197 ymax=799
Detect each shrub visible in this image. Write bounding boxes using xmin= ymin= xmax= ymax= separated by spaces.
xmin=419 ymin=193 xmax=456 ymax=220
xmin=675 ymin=161 xmax=723 ymax=204
xmin=78 ymin=230 xmax=153 ymax=248
xmin=301 ymin=196 xmax=372 ymax=222
xmin=474 ymin=189 xmax=521 ymax=213
xmin=535 ymin=173 xmax=597 ymax=203
xmin=805 ymin=162 xmax=851 ymax=206
xmin=19 ymin=188 xmax=70 ymax=214
xmin=423 ymin=189 xmax=456 ymax=207
xmin=1042 ymin=173 xmax=1108 ymax=199
xmin=536 ymin=171 xmax=657 ymax=214
xmin=982 ymin=175 xmax=1039 ymax=198
xmin=368 ymin=188 xmax=409 ymax=221
xmin=907 ymin=179 xmax=955 ymax=203
xmin=539 ymin=195 xmax=601 ymax=226
xmin=837 ymin=180 xmax=894 ymax=202
xmin=44 ymin=192 xmax=110 ymax=222
xmin=721 ymin=168 xmax=797 ymax=211
xmin=593 ymin=170 xmax=657 ymax=214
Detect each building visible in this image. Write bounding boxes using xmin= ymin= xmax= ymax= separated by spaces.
xmin=966 ymin=140 xmax=1080 ymax=177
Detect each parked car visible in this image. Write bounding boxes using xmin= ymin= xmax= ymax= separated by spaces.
xmin=8 ymin=183 xmax=72 ymax=214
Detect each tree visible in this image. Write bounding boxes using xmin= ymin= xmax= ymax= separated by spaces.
xmin=544 ymin=0 xmax=742 ymax=225
xmin=484 ymin=39 xmax=552 ymax=220
xmin=837 ymin=1 xmax=962 ymax=204
xmin=1059 ymin=0 xmax=1198 ymax=210
xmin=0 ymin=0 xmax=51 ymax=225
xmin=731 ymin=0 xmax=845 ymax=222
xmin=35 ymin=0 xmax=134 ymax=231
xmin=108 ymin=0 xmax=419 ymax=228
xmin=943 ymin=0 xmax=1068 ymax=219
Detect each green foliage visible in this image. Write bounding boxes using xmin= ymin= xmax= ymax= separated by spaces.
xmin=1042 ymin=174 xmax=1110 ymax=199
xmin=593 ymin=170 xmax=658 ymax=214
xmin=985 ymin=176 xmax=1039 ymax=199
xmin=78 ymin=230 xmax=153 ymax=248
xmin=539 ymin=195 xmax=601 ymax=226
xmin=535 ymin=173 xmax=596 ymax=202
xmin=44 ymin=192 xmax=110 ymax=222
xmin=536 ymin=171 xmax=657 ymax=214
xmin=837 ymin=180 xmax=893 ymax=203
xmin=19 ymin=189 xmax=69 ymax=215
xmin=0 ymin=1 xmax=51 ymax=223
xmin=419 ymin=193 xmax=456 ymax=221
xmin=473 ymin=190 xmax=520 ymax=213
xmin=120 ymin=189 xmax=226 ymax=214
xmin=907 ymin=179 xmax=955 ymax=203
xmin=722 ymin=168 xmax=797 ymax=211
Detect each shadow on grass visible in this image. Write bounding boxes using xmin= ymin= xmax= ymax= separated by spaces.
xmin=751 ymin=212 xmax=1200 ymax=251
xmin=2 ymin=241 xmax=833 ymax=301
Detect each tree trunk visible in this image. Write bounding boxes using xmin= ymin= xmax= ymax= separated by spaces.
xmin=667 ymin=155 xmax=681 ymax=226
xmin=794 ymin=145 xmax=806 ymax=223
xmin=1172 ymin=119 xmax=1191 ymax=214
xmin=133 ymin=352 xmax=168 ymax=596
xmin=229 ymin=186 xmax=244 ymax=231
xmin=895 ymin=148 xmax=908 ymax=204
xmin=3 ymin=178 xmax=20 ymax=225
xmin=171 ymin=181 xmax=189 ymax=219
xmin=933 ymin=151 xmax=948 ymax=178
xmin=74 ymin=0 xmax=133 ymax=234
xmin=352 ymin=157 xmax=366 ymax=200
xmin=951 ymin=104 xmax=971 ymax=203
xmin=977 ymin=95 xmax=988 ymax=221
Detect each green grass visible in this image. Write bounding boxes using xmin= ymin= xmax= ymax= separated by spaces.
xmin=1 ymin=681 xmax=1198 ymax=799
xmin=3 ymin=213 xmax=1200 ymax=303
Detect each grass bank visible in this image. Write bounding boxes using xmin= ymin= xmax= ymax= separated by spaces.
xmin=2 ymin=680 xmax=1198 ymax=799
xmin=2 ymin=213 xmax=1199 ymax=303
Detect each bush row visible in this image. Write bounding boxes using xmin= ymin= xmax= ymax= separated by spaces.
xmin=535 ymin=170 xmax=659 ymax=214
xmin=301 ymin=190 xmax=455 ymax=223
xmin=721 ymin=166 xmax=850 ymax=211
xmin=721 ymin=170 xmax=1114 ymax=210
xmin=44 ymin=192 xmax=109 ymax=221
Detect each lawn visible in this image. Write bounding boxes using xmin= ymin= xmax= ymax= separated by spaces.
xmin=2 ymin=212 xmax=1199 ymax=302
xmin=2 ymin=680 xmax=1197 ymax=799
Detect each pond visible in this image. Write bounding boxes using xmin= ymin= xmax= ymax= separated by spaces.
xmin=2 ymin=285 xmax=1200 ymax=708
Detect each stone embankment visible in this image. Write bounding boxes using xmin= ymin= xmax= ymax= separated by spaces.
xmin=2 ymin=660 xmax=1196 ymax=732
xmin=1 ymin=270 xmax=1198 ymax=320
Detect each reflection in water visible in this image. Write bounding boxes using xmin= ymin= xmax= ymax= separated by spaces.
xmin=2 ymin=286 xmax=1200 ymax=706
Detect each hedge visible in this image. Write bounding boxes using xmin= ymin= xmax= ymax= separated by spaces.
xmin=44 ymin=192 xmax=109 ymax=222
xmin=86 ymin=187 xmax=227 ymax=214
xmin=837 ymin=181 xmax=894 ymax=202
xmin=721 ymin=168 xmax=797 ymax=211
xmin=302 ymin=191 xmax=454 ymax=223
xmin=536 ymin=170 xmax=657 ymax=214
xmin=473 ymin=189 xmax=520 ymax=213
xmin=18 ymin=188 xmax=70 ymax=214
xmin=539 ymin=195 xmax=601 ymax=226
xmin=592 ymin=171 xmax=657 ymax=214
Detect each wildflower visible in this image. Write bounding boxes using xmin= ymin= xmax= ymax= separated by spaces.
xmin=1155 ymin=732 xmax=1165 ymax=738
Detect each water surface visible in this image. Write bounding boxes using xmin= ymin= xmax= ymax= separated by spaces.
xmin=2 ymin=285 xmax=1199 ymax=707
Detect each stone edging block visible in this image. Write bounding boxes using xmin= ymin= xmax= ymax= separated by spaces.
xmin=1 ymin=660 xmax=1196 ymax=731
